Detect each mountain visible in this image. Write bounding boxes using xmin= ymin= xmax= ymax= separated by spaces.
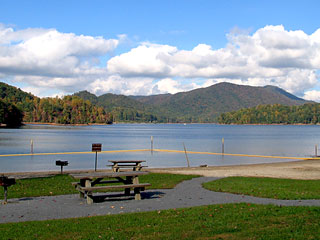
xmin=263 ymin=85 xmax=305 ymax=102
xmin=73 ymin=91 xmax=159 ymax=122
xmin=74 ymin=90 xmax=98 ymax=105
xmin=1 ymin=81 xmax=310 ymax=124
xmin=134 ymin=82 xmax=308 ymax=122
xmin=75 ymin=82 xmax=309 ymax=123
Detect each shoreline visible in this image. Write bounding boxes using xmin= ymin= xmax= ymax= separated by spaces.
xmin=3 ymin=159 xmax=320 ymax=180
xmin=22 ymin=122 xmax=320 ymax=127
xmin=22 ymin=122 xmax=112 ymax=126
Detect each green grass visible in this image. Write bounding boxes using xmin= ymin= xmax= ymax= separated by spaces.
xmin=1 ymin=203 xmax=320 ymax=239
xmin=203 ymin=177 xmax=320 ymax=200
xmin=0 ymin=173 xmax=198 ymax=200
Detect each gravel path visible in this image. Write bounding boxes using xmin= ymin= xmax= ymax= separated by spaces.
xmin=1 ymin=177 xmax=320 ymax=223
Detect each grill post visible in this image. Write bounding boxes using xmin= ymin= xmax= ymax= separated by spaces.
xmin=56 ymin=160 xmax=69 ymax=174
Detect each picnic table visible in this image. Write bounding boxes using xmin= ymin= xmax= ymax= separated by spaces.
xmin=70 ymin=171 xmax=151 ymax=204
xmin=108 ymin=160 xmax=147 ymax=172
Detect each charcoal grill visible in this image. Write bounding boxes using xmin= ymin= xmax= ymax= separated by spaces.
xmin=0 ymin=176 xmax=16 ymax=204
xmin=56 ymin=160 xmax=69 ymax=174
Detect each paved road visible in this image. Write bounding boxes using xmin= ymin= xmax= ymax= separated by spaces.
xmin=1 ymin=177 xmax=320 ymax=223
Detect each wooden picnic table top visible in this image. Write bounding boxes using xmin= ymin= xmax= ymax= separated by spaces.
xmin=108 ymin=160 xmax=146 ymax=164
xmin=70 ymin=171 xmax=149 ymax=180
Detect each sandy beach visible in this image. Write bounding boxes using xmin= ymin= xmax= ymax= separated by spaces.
xmin=3 ymin=159 xmax=320 ymax=180
xmin=148 ymin=159 xmax=320 ymax=180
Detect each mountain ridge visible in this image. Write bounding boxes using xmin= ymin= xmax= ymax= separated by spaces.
xmin=0 ymin=81 xmax=313 ymax=125
xmin=74 ymin=82 xmax=310 ymax=122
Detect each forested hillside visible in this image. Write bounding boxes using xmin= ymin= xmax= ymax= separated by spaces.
xmin=1 ymin=81 xmax=313 ymax=126
xmin=218 ymin=103 xmax=320 ymax=124
xmin=0 ymin=82 xmax=112 ymax=125
xmin=74 ymin=91 xmax=160 ymax=122
xmin=76 ymin=82 xmax=309 ymax=123
xmin=134 ymin=82 xmax=308 ymax=122
xmin=0 ymin=99 xmax=23 ymax=127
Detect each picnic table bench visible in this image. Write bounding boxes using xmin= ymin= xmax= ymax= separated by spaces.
xmin=108 ymin=160 xmax=147 ymax=172
xmin=70 ymin=171 xmax=151 ymax=204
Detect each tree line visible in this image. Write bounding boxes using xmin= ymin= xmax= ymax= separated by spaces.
xmin=218 ymin=103 xmax=320 ymax=124
xmin=23 ymin=96 xmax=112 ymax=124
xmin=0 ymin=82 xmax=112 ymax=126
xmin=3 ymin=81 xmax=320 ymax=127
xmin=0 ymin=99 xmax=23 ymax=127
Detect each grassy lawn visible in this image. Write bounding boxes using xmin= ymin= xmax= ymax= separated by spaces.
xmin=0 ymin=173 xmax=198 ymax=200
xmin=1 ymin=203 xmax=320 ymax=239
xmin=203 ymin=177 xmax=320 ymax=200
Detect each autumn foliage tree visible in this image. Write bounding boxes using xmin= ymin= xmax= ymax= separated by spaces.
xmin=218 ymin=104 xmax=320 ymax=124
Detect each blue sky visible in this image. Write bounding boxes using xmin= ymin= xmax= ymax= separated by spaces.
xmin=2 ymin=1 xmax=318 ymax=48
xmin=1 ymin=0 xmax=320 ymax=100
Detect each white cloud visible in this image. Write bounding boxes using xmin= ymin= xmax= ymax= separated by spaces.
xmin=107 ymin=43 xmax=177 ymax=77
xmin=1 ymin=24 xmax=320 ymax=98
xmin=0 ymin=24 xmax=119 ymax=86
xmin=153 ymin=78 xmax=200 ymax=94
xmin=105 ymin=25 xmax=320 ymax=96
xmin=88 ymin=75 xmax=155 ymax=96
xmin=303 ymin=90 xmax=320 ymax=102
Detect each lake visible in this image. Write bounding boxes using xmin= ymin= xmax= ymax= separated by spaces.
xmin=0 ymin=124 xmax=319 ymax=172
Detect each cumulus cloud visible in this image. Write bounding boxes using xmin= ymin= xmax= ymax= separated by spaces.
xmin=88 ymin=75 xmax=155 ymax=96
xmin=1 ymin=24 xmax=320 ymax=98
xmin=0 ymin=26 xmax=119 ymax=77
xmin=106 ymin=25 xmax=320 ymax=97
xmin=107 ymin=43 xmax=177 ymax=77
xmin=0 ymin=24 xmax=119 ymax=95
xmin=303 ymin=90 xmax=320 ymax=102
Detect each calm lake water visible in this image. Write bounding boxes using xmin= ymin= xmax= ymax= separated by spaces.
xmin=0 ymin=124 xmax=319 ymax=172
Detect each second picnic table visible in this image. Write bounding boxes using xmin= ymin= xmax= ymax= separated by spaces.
xmin=108 ymin=160 xmax=146 ymax=172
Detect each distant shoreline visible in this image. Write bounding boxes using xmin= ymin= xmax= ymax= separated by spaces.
xmin=22 ymin=122 xmax=320 ymax=126
xmin=22 ymin=122 xmax=112 ymax=126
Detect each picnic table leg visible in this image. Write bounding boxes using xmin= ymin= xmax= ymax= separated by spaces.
xmin=136 ymin=162 xmax=142 ymax=171
xmin=79 ymin=179 xmax=85 ymax=199
xmin=85 ymin=180 xmax=94 ymax=204
xmin=112 ymin=163 xmax=119 ymax=172
xmin=124 ymin=176 xmax=131 ymax=196
xmin=133 ymin=176 xmax=141 ymax=200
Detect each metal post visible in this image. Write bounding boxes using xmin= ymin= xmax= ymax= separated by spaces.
xmin=95 ymin=151 xmax=98 ymax=171
xmin=31 ymin=139 xmax=33 ymax=154
xmin=222 ymin=138 xmax=224 ymax=155
xmin=151 ymin=136 xmax=154 ymax=155
xmin=92 ymin=143 xmax=102 ymax=172
xmin=183 ymin=143 xmax=190 ymax=168
xmin=316 ymin=145 xmax=318 ymax=157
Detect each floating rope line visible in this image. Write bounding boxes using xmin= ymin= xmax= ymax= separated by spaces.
xmin=0 ymin=148 xmax=318 ymax=161
xmin=0 ymin=149 xmax=150 ymax=157
xmin=153 ymin=149 xmax=317 ymax=160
